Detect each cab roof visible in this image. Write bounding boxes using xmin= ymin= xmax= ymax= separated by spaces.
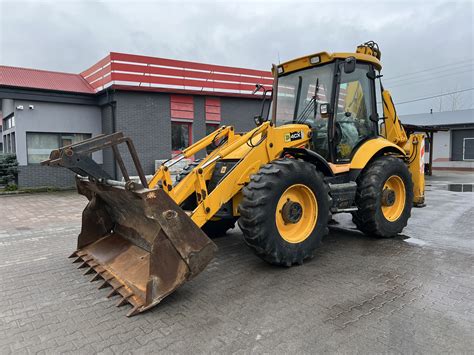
xmin=276 ymin=51 xmax=382 ymax=76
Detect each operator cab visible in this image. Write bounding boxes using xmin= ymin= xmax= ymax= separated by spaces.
xmin=272 ymin=44 xmax=381 ymax=164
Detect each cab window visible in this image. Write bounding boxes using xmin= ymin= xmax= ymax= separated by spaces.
xmin=335 ymin=64 xmax=376 ymax=161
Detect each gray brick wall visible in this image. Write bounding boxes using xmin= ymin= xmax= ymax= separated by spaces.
xmin=18 ymin=165 xmax=76 ymax=188
xmin=220 ymin=96 xmax=265 ymax=132
xmin=100 ymin=104 xmax=115 ymax=178
xmin=114 ymin=91 xmax=171 ymax=177
xmin=193 ymin=96 xmax=207 ymax=159
xmin=110 ymin=91 xmax=263 ymax=178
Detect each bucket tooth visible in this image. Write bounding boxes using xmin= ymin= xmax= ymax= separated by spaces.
xmin=107 ymin=285 xmax=124 ymax=298
xmin=84 ymin=267 xmax=96 ymax=275
xmin=90 ymin=271 xmax=104 ymax=282
xmin=126 ymin=304 xmax=142 ymax=317
xmin=77 ymin=261 xmax=89 ymax=269
xmin=116 ymin=290 xmax=133 ymax=307
xmin=77 ymin=256 xmax=94 ymax=269
xmin=69 ymin=251 xmax=78 ymax=258
xmin=98 ymin=275 xmax=113 ymax=290
xmin=116 ymin=296 xmax=131 ymax=307
xmin=98 ymin=280 xmax=111 ymax=290
xmin=72 ymin=257 xmax=82 ymax=263
xmin=76 ymin=250 xmax=88 ymax=257
xmin=90 ymin=273 xmax=101 ymax=282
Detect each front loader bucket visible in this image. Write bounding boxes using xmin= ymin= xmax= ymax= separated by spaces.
xmin=71 ymin=177 xmax=217 ymax=316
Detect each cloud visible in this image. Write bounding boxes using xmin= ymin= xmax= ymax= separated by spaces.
xmin=0 ymin=0 xmax=472 ymax=113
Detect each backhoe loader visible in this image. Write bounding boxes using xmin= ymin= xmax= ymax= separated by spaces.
xmin=43 ymin=41 xmax=425 ymax=316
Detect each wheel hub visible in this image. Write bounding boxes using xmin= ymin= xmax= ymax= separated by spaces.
xmin=281 ymin=200 xmax=303 ymax=224
xmin=382 ymin=188 xmax=396 ymax=206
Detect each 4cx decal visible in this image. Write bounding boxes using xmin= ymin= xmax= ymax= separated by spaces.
xmin=284 ymin=131 xmax=304 ymax=142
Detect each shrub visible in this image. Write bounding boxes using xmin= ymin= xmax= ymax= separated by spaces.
xmin=0 ymin=154 xmax=19 ymax=186
xmin=4 ymin=183 xmax=18 ymax=191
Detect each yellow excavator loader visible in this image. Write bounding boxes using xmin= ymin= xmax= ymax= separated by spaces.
xmin=43 ymin=41 xmax=425 ymax=316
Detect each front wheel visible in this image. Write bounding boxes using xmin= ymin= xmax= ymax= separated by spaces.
xmin=352 ymin=155 xmax=413 ymax=237
xmin=238 ymin=159 xmax=331 ymax=266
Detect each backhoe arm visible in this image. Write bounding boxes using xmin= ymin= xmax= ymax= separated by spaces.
xmin=382 ymin=89 xmax=425 ymax=206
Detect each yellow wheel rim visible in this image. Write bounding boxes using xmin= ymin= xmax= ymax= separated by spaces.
xmin=275 ymin=184 xmax=318 ymax=244
xmin=381 ymin=175 xmax=406 ymax=222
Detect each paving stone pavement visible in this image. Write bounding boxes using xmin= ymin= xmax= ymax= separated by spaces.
xmin=0 ymin=186 xmax=473 ymax=354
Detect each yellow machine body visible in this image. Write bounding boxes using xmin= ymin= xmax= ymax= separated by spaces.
xmin=44 ymin=41 xmax=425 ymax=316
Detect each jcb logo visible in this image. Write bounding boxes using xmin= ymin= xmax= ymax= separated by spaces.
xmin=285 ymin=131 xmax=304 ymax=142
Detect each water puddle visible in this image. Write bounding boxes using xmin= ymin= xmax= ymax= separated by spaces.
xmin=428 ymin=183 xmax=473 ymax=192
xmin=447 ymin=184 xmax=473 ymax=192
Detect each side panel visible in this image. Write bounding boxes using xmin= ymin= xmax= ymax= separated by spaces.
xmin=350 ymin=137 xmax=405 ymax=170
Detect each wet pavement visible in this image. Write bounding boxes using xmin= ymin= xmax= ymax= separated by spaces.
xmin=0 ymin=172 xmax=473 ymax=353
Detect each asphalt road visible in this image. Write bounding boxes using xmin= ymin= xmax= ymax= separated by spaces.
xmin=0 ymin=173 xmax=473 ymax=354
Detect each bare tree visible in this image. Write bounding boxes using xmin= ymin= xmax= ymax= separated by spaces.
xmin=435 ymin=86 xmax=466 ymax=111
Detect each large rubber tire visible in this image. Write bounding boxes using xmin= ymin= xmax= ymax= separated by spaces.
xmin=352 ymin=155 xmax=413 ymax=238
xmin=175 ymin=159 xmax=236 ymax=238
xmin=175 ymin=159 xmax=202 ymax=184
xmin=238 ymin=158 xmax=331 ymax=266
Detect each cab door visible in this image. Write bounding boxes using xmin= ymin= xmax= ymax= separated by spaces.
xmin=331 ymin=63 xmax=378 ymax=162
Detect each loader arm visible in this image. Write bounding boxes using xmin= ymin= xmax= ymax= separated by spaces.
xmin=147 ymin=125 xmax=237 ymax=192
xmin=148 ymin=121 xmax=312 ymax=227
xmin=381 ymin=89 xmax=425 ymax=206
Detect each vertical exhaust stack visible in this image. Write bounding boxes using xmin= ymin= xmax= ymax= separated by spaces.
xmin=42 ymin=133 xmax=217 ymax=316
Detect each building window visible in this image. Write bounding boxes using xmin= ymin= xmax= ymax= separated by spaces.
xmin=451 ymin=129 xmax=474 ymax=161
xmin=26 ymin=132 xmax=91 ymax=164
xmin=206 ymin=123 xmax=219 ymax=153
xmin=170 ymin=95 xmax=193 ymax=154
xmin=5 ymin=134 xmax=11 ymax=153
xmin=171 ymin=122 xmax=191 ymax=153
xmin=3 ymin=115 xmax=15 ymax=130
xmin=464 ymin=138 xmax=474 ymax=161
xmin=206 ymin=123 xmax=219 ymax=136
xmin=11 ymin=133 xmax=15 ymax=154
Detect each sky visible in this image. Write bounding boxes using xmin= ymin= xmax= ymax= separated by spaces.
xmin=0 ymin=0 xmax=473 ymax=115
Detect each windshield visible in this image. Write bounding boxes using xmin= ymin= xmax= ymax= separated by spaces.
xmin=273 ymin=64 xmax=334 ymax=128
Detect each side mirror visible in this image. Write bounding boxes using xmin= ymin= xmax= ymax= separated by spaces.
xmin=344 ymin=57 xmax=356 ymax=74
xmin=320 ymin=103 xmax=331 ymax=118
xmin=369 ymin=113 xmax=379 ymax=122
xmin=252 ymin=84 xmax=263 ymax=95
xmin=254 ymin=115 xmax=266 ymax=126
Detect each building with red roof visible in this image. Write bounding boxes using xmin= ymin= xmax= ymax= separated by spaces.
xmin=0 ymin=53 xmax=272 ymax=187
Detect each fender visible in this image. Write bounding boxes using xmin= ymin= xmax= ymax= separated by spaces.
xmin=350 ymin=137 xmax=406 ymax=170
xmin=282 ymin=147 xmax=334 ymax=177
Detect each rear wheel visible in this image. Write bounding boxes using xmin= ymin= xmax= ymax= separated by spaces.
xmin=352 ymin=155 xmax=413 ymax=237
xmin=238 ymin=158 xmax=331 ymax=266
xmin=175 ymin=159 xmax=236 ymax=238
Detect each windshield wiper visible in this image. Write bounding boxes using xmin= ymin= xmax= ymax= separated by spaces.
xmin=296 ymin=78 xmax=319 ymax=124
